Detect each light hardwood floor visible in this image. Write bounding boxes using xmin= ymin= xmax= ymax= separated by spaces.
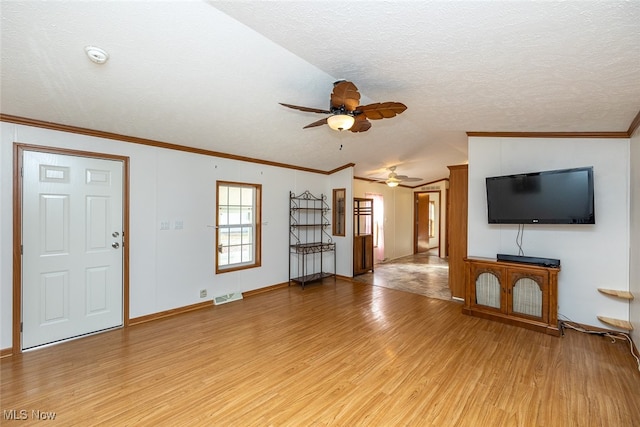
xmin=2 ymin=279 xmax=639 ymax=426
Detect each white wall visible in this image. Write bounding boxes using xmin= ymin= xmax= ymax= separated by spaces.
xmin=329 ymin=168 xmax=354 ymax=277
xmin=353 ymin=180 xmax=414 ymax=261
xmin=0 ymin=123 xmax=352 ymax=349
xmin=629 ymin=131 xmax=639 ymax=345
xmin=468 ymin=137 xmax=630 ymax=328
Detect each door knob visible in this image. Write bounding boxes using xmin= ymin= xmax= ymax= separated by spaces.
xmin=112 ymin=242 xmax=120 ymax=249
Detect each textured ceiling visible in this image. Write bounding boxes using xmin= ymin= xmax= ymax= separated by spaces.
xmin=1 ymin=1 xmax=639 ymax=184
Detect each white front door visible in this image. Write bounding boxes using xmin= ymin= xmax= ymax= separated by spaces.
xmin=22 ymin=150 xmax=124 ymax=350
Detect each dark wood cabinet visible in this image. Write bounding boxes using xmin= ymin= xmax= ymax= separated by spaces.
xmin=463 ymin=257 xmax=560 ymax=336
xmin=354 ymin=234 xmax=374 ymax=275
xmin=353 ymin=198 xmax=374 ymax=276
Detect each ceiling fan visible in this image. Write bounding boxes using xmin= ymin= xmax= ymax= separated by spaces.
xmin=279 ymin=80 xmax=407 ymax=132
xmin=373 ymin=166 xmax=423 ymax=187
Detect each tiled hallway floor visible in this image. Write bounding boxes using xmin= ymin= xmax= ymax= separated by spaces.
xmin=352 ymin=252 xmax=455 ymax=302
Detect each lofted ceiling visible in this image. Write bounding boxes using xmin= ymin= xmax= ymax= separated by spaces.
xmin=1 ymin=1 xmax=639 ymax=185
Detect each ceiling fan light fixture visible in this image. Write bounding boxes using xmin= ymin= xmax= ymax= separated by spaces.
xmin=327 ymin=114 xmax=355 ymax=131
xmin=386 ymin=178 xmax=400 ymax=187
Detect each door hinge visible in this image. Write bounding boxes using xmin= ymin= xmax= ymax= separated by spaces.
xmin=21 ymin=245 xmax=23 ymax=255
xmin=21 ymin=166 xmax=24 ymax=177
xmin=20 ymin=322 xmax=23 ymax=332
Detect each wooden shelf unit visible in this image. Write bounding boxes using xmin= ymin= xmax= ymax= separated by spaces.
xmin=463 ymin=257 xmax=561 ymax=336
xmin=597 ymin=288 xmax=634 ymax=300
xmin=597 ymin=316 xmax=633 ymax=331
xmin=597 ymin=288 xmax=635 ymax=331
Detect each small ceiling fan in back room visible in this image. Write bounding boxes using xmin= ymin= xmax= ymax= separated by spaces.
xmin=279 ymin=80 xmax=407 ymax=132
xmin=372 ymin=166 xmax=423 ymax=187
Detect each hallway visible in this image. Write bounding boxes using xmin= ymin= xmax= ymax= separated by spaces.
xmin=352 ymin=251 xmax=455 ymax=302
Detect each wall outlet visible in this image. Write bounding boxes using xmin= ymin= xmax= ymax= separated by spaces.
xmin=200 ymin=289 xmax=207 ymax=298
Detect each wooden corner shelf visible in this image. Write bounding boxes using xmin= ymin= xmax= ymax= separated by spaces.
xmin=597 ymin=316 xmax=633 ymax=331
xmin=597 ymin=288 xmax=634 ymax=300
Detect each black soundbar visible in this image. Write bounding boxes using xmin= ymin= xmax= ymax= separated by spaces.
xmin=497 ymin=253 xmax=560 ymax=268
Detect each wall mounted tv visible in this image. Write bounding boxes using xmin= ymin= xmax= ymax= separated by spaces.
xmin=486 ymin=166 xmax=595 ymax=224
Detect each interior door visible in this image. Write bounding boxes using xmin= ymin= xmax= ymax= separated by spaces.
xmin=22 ymin=150 xmax=124 ymax=350
xmin=416 ymin=193 xmax=430 ymax=253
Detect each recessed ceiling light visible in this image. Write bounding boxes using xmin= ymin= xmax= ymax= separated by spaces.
xmin=84 ymin=46 xmax=109 ymax=64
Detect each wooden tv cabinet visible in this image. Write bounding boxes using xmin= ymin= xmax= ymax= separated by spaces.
xmin=463 ymin=257 xmax=560 ymax=336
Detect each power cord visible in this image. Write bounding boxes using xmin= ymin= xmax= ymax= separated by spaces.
xmin=516 ymin=224 xmax=525 ymax=256
xmin=559 ymin=314 xmax=640 ymax=372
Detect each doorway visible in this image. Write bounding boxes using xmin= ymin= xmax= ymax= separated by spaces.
xmin=364 ymin=192 xmax=384 ymax=264
xmin=414 ymin=191 xmax=441 ymax=256
xmin=14 ymin=144 xmax=129 ymax=352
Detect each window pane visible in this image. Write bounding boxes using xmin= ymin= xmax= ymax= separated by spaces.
xmin=228 ymin=207 xmax=241 ymax=225
xmin=241 ymin=226 xmax=252 ymax=244
xmin=228 ymin=187 xmax=241 ymax=205
xmin=228 ymin=245 xmax=242 ymax=264
xmin=240 ymin=206 xmax=253 ymax=224
xmin=241 ymin=244 xmax=253 ymax=263
xmin=218 ymin=246 xmax=229 ymax=266
xmin=429 ymin=201 xmax=436 ymax=237
xmin=218 ymin=229 xmax=230 ymax=248
xmin=219 ymin=186 xmax=228 ymax=205
xmin=226 ymin=227 xmax=242 ymax=245
xmin=241 ymin=187 xmax=253 ymax=205
xmin=218 ymin=206 xmax=229 ymax=226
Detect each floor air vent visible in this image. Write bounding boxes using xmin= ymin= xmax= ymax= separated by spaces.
xmin=213 ymin=293 xmax=243 ymax=305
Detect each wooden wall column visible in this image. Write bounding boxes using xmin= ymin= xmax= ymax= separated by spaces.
xmin=447 ymin=164 xmax=468 ymax=299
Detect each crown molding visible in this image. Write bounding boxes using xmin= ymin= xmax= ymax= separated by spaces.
xmin=466 ymin=131 xmax=629 ymax=138
xmin=328 ymin=163 xmax=355 ymax=174
xmin=0 ymin=114 xmax=355 ymax=176
xmin=466 ymin=111 xmax=640 ymax=138
xmin=628 ymin=110 xmax=640 ymax=137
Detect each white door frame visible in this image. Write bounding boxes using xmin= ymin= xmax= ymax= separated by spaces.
xmin=12 ymin=143 xmax=130 ymax=354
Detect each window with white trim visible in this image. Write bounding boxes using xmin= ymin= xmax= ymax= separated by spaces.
xmin=216 ymin=181 xmax=261 ymax=273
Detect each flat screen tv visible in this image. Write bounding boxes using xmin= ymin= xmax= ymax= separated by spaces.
xmin=486 ymin=166 xmax=595 ymax=224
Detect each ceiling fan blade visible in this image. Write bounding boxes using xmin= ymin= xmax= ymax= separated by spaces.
xmin=303 ymin=117 xmax=329 ymax=129
xmin=331 ymin=81 xmax=361 ymax=111
xmin=395 ymin=175 xmax=422 ymax=182
xmin=357 ymin=102 xmax=407 ymax=120
xmin=279 ymin=103 xmax=331 ymax=114
xmin=349 ymin=115 xmax=371 ymax=133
